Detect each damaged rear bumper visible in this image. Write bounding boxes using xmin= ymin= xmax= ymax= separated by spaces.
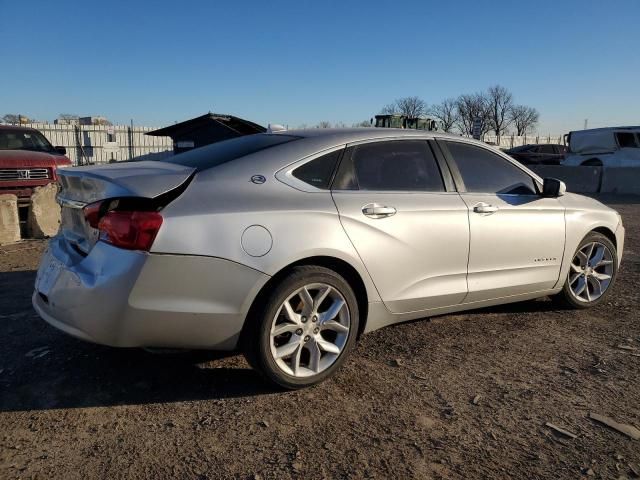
xmin=32 ymin=237 xmax=270 ymax=350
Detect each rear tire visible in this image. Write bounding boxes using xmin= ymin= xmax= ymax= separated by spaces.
xmin=243 ymin=266 xmax=359 ymax=389
xmin=553 ymin=232 xmax=617 ymax=309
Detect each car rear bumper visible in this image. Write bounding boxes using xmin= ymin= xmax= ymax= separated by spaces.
xmin=33 ymin=237 xmax=270 ymax=350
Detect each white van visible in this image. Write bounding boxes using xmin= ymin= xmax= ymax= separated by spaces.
xmin=563 ymin=127 xmax=640 ymax=167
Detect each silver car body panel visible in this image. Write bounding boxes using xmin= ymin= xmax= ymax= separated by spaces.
xmin=33 ymin=129 xmax=625 ymax=350
xmin=459 ymin=192 xmax=566 ymax=302
xmin=332 ymin=189 xmax=469 ymax=313
xmin=33 ymin=237 xmax=269 ymax=349
xmin=57 ymin=160 xmax=195 ymax=203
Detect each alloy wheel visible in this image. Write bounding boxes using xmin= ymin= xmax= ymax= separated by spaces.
xmin=568 ymin=241 xmax=614 ymax=303
xmin=269 ymin=283 xmax=350 ymax=378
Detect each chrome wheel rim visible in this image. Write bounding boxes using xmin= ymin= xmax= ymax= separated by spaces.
xmin=568 ymin=241 xmax=614 ymax=303
xmin=270 ymin=283 xmax=350 ymax=378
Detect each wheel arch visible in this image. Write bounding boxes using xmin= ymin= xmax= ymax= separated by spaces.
xmin=581 ymin=158 xmax=602 ymax=166
xmin=591 ymin=226 xmax=617 ymax=248
xmin=241 ymin=256 xmax=370 ymax=346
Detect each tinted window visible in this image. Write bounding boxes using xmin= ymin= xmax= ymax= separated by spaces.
xmin=165 ymin=134 xmax=300 ymax=171
xmin=616 ymin=132 xmax=639 ymax=148
xmin=334 ymin=140 xmax=444 ymax=192
xmin=0 ymin=129 xmax=54 ymax=152
xmin=446 ymin=141 xmax=537 ymax=195
xmin=292 ymin=149 xmax=342 ymax=189
xmin=537 ymin=144 xmax=555 ymax=154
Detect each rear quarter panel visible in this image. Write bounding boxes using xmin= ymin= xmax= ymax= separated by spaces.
xmin=151 ymin=155 xmax=382 ymax=303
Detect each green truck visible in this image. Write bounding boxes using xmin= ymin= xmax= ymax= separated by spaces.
xmin=374 ymin=114 xmax=437 ymax=131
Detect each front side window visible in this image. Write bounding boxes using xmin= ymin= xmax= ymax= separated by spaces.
xmin=292 ymin=149 xmax=342 ymax=189
xmin=333 ymin=140 xmax=445 ymax=192
xmin=445 ymin=141 xmax=537 ymax=195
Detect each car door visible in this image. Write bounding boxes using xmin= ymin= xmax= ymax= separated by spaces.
xmin=438 ymin=139 xmax=565 ymax=303
xmin=331 ymin=139 xmax=469 ymax=313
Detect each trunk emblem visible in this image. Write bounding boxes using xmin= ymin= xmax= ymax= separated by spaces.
xmin=251 ymin=175 xmax=266 ymax=184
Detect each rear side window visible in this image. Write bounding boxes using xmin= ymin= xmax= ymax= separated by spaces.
xmin=445 ymin=141 xmax=537 ymax=195
xmin=333 ymin=140 xmax=445 ymax=192
xmin=537 ymin=144 xmax=555 ymax=154
xmin=555 ymin=145 xmax=567 ymax=154
xmin=292 ymin=149 xmax=342 ymax=189
xmin=615 ymin=132 xmax=639 ymax=148
xmin=165 ymin=134 xmax=300 ymax=170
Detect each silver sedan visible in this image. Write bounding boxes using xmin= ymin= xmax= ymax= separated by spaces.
xmin=33 ymin=129 xmax=625 ymax=388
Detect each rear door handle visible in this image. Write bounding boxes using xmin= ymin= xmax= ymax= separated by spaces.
xmin=473 ymin=203 xmax=499 ymax=214
xmin=362 ymin=203 xmax=397 ymax=219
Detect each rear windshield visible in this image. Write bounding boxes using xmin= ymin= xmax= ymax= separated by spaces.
xmin=164 ymin=134 xmax=300 ymax=170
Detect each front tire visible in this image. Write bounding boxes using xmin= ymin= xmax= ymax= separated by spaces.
xmin=554 ymin=232 xmax=617 ymax=309
xmin=243 ymin=266 xmax=359 ymax=389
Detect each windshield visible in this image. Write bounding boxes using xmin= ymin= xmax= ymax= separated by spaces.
xmin=0 ymin=129 xmax=54 ymax=152
xmin=164 ymin=134 xmax=300 ymax=171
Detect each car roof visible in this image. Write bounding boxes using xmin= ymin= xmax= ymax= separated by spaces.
xmin=276 ymin=127 xmax=463 ymax=143
xmin=569 ymin=126 xmax=640 ymax=135
xmin=0 ymin=125 xmax=39 ymax=132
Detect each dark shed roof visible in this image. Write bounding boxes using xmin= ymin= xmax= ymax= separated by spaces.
xmin=146 ymin=113 xmax=266 ymax=138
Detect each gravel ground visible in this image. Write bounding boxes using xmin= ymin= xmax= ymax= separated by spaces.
xmin=1 ymin=196 xmax=639 ymax=480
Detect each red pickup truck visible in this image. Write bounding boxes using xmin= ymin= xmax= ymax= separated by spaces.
xmin=0 ymin=125 xmax=72 ymax=205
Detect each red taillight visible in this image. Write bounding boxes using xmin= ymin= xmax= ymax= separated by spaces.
xmin=83 ymin=201 xmax=103 ymax=229
xmin=97 ymin=211 xmax=163 ymax=251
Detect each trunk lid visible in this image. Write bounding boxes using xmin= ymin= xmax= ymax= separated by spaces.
xmin=56 ymin=161 xmax=195 ymax=254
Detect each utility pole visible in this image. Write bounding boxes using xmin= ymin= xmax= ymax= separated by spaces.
xmin=583 ymin=119 xmax=588 ymax=130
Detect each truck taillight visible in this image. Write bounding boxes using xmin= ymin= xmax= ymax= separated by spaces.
xmin=97 ymin=211 xmax=163 ymax=251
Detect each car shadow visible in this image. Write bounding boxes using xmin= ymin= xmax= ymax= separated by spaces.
xmin=0 ymin=270 xmax=280 ymax=413
xmin=477 ymin=297 xmax=564 ymax=314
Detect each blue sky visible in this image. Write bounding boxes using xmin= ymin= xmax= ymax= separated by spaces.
xmin=1 ymin=0 xmax=638 ymax=133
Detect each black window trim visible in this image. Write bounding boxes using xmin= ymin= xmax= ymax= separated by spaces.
xmin=435 ymin=138 xmax=543 ymax=196
xmin=275 ymin=144 xmax=346 ymax=193
xmin=330 ymin=137 xmax=456 ymax=194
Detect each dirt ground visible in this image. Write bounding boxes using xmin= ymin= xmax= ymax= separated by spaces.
xmin=1 ymin=196 xmax=639 ymax=480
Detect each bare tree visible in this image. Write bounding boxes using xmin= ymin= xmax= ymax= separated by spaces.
xmin=2 ymin=114 xmax=22 ymax=124
xmin=59 ymin=113 xmax=78 ymax=121
xmin=92 ymin=117 xmax=112 ymax=126
xmin=510 ymin=105 xmax=540 ymax=135
xmin=353 ymin=120 xmax=372 ymax=127
xmin=380 ymin=103 xmax=397 ymax=115
xmin=316 ymin=121 xmax=332 ymax=129
xmin=430 ymin=98 xmax=458 ymax=132
xmin=486 ymin=85 xmax=514 ymax=140
xmin=395 ymin=96 xmax=427 ymax=118
xmin=380 ymin=96 xmax=427 ymax=118
xmin=334 ymin=121 xmax=347 ymax=128
xmin=455 ymin=93 xmax=490 ymax=135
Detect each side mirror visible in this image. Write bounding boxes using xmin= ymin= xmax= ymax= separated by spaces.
xmin=542 ymin=177 xmax=566 ymax=197
xmin=54 ymin=146 xmax=67 ymax=155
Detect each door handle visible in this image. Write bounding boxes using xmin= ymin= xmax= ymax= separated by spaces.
xmin=362 ymin=203 xmax=397 ymax=219
xmin=473 ymin=203 xmax=499 ymax=214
